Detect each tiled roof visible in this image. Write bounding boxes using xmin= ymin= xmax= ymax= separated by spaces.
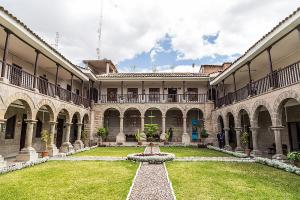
xmin=98 ymin=73 xmax=208 ymax=78
xmin=0 ymin=6 xmax=83 ymax=75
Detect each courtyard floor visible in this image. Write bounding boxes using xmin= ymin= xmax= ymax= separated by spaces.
xmin=0 ymin=146 xmax=299 ymax=200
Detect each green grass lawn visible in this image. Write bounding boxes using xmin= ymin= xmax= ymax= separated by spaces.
xmin=72 ymin=147 xmax=145 ymax=157
xmin=0 ymin=161 xmax=138 ymax=200
xmin=160 ymin=146 xmax=232 ymax=157
xmin=167 ymin=162 xmax=300 ymax=200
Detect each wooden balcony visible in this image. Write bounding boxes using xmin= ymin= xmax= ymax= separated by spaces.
xmin=216 ymin=60 xmax=300 ymax=107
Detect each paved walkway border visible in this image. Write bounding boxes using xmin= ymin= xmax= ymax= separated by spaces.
xmin=50 ymin=156 xmax=126 ymax=161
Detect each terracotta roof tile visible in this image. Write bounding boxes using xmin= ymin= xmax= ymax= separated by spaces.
xmin=98 ymin=72 xmax=208 ymax=78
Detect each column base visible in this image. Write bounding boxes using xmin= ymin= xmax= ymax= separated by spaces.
xmin=0 ymin=77 xmax=9 ymax=83
xmin=224 ymin=145 xmax=232 ymax=151
xmin=60 ymin=142 xmax=74 ymax=153
xmin=235 ymin=146 xmax=244 ymax=153
xmin=160 ymin=132 xmax=166 ymax=141
xmin=182 ymin=133 xmax=190 ymax=146
xmin=48 ymin=144 xmax=59 ymax=157
xmin=140 ymin=132 xmax=147 ymax=142
xmin=272 ymin=154 xmax=287 ymax=160
xmin=74 ymin=140 xmax=84 ymax=151
xmin=116 ymin=133 xmax=125 ymax=144
xmin=0 ymin=155 xmax=6 ymax=168
xmin=251 ymin=149 xmax=262 ymax=156
xmin=16 ymin=147 xmax=38 ymax=162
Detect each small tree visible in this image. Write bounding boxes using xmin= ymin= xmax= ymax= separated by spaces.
xmin=41 ymin=129 xmax=50 ymax=151
xmin=135 ymin=129 xmax=142 ymax=144
xmin=201 ymin=128 xmax=208 ymax=144
xmin=97 ymin=127 xmax=108 ymax=145
xmin=240 ymin=131 xmax=249 ymax=148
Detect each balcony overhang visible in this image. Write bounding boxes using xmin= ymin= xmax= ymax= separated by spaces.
xmin=0 ymin=7 xmax=89 ymax=81
xmin=210 ymin=8 xmax=300 ymax=86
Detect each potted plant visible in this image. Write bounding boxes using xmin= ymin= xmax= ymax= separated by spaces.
xmin=97 ymin=127 xmax=108 ymax=147
xmin=81 ymin=130 xmax=88 ymax=147
xmin=201 ymin=128 xmax=209 ymax=144
xmin=41 ymin=129 xmax=50 ymax=157
xmin=164 ymin=130 xmax=170 ymax=145
xmin=144 ymin=123 xmax=159 ymax=154
xmin=240 ymin=131 xmax=251 ymax=156
xmin=288 ymin=152 xmax=300 ymax=167
xmin=135 ymin=129 xmax=142 ymax=146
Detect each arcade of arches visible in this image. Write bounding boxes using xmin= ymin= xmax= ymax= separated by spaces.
xmin=0 ymin=95 xmax=90 ymax=162
xmin=214 ymin=94 xmax=300 ymax=159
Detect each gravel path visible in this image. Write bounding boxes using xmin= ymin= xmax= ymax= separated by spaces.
xmin=127 ymin=146 xmax=175 ymax=200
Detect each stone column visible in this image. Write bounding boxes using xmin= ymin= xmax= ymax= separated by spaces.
xmin=48 ymin=121 xmax=59 ymax=156
xmin=160 ymin=115 xmax=166 ymax=141
xmin=234 ymin=127 xmax=243 ymax=152
xmin=116 ymin=116 xmax=125 ymax=144
xmin=0 ymin=119 xmax=7 ymax=167
xmin=60 ymin=123 xmax=74 ymax=153
xmin=271 ymin=126 xmax=286 ymax=160
xmin=224 ymin=127 xmax=232 ymax=150
xmin=140 ymin=116 xmax=146 ymax=141
xmin=74 ymin=123 xmax=84 ymax=151
xmin=16 ymin=120 xmax=38 ymax=161
xmin=182 ymin=116 xmax=190 ymax=146
xmin=250 ymin=127 xmax=261 ymax=155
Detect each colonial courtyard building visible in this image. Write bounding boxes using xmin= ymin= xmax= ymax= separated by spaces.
xmin=0 ymin=6 xmax=299 ymax=167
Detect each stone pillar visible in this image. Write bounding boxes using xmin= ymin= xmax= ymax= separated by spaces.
xmin=271 ymin=126 xmax=286 ymax=160
xmin=48 ymin=121 xmax=59 ymax=156
xmin=224 ymin=127 xmax=232 ymax=150
xmin=250 ymin=127 xmax=261 ymax=155
xmin=60 ymin=123 xmax=74 ymax=153
xmin=116 ymin=116 xmax=125 ymax=144
xmin=0 ymin=29 xmax=11 ymax=83
xmin=74 ymin=123 xmax=84 ymax=151
xmin=235 ymin=127 xmax=243 ymax=152
xmin=16 ymin=120 xmax=38 ymax=161
xmin=0 ymin=119 xmax=7 ymax=167
xmin=160 ymin=115 xmax=166 ymax=141
xmin=182 ymin=116 xmax=190 ymax=146
xmin=140 ymin=116 xmax=146 ymax=141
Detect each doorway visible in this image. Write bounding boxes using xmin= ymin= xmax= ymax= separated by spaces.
xmin=168 ymin=88 xmax=177 ymax=102
xmin=20 ymin=114 xmax=27 ymax=150
xmin=56 ymin=118 xmax=64 ymax=148
xmin=288 ymin=122 xmax=300 ymax=151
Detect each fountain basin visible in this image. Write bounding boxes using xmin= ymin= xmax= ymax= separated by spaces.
xmin=127 ymin=153 xmax=175 ymax=164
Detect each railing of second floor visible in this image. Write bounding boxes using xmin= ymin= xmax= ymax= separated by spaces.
xmin=216 ymin=60 xmax=300 ymax=107
xmin=98 ymin=93 xmax=208 ymax=104
xmin=2 ymin=63 xmax=90 ymax=108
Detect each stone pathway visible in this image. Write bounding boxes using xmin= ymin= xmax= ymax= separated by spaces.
xmin=127 ymin=146 xmax=175 ymax=200
xmin=50 ymin=156 xmax=126 ymax=161
xmin=175 ymin=157 xmax=255 ymax=162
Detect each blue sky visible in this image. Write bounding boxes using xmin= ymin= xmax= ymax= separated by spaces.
xmin=118 ymin=34 xmax=240 ymax=72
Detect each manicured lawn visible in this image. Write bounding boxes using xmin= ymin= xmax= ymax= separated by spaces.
xmin=0 ymin=161 xmax=138 ymax=200
xmin=167 ymin=162 xmax=300 ymax=200
xmin=72 ymin=147 xmax=145 ymax=157
xmin=160 ymin=146 xmax=232 ymax=157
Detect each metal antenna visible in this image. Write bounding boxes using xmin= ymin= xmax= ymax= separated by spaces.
xmin=192 ymin=63 xmax=195 ymax=73
xmin=51 ymin=32 xmax=60 ymax=50
xmin=97 ymin=0 xmax=104 ymax=60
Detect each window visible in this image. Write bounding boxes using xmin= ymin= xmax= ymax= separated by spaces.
xmin=127 ymin=88 xmax=138 ymax=102
xmin=5 ymin=115 xmax=16 ymax=139
xmin=149 ymin=88 xmax=160 ymax=102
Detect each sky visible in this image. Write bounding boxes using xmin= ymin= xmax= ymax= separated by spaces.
xmin=1 ymin=0 xmax=299 ymax=72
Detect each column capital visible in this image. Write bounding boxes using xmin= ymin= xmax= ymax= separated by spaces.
xmin=24 ymin=119 xmax=37 ymax=124
xmin=234 ymin=127 xmax=242 ymax=131
xmin=76 ymin=123 xmax=83 ymax=126
xmin=223 ymin=127 xmax=230 ymax=131
xmin=65 ymin=122 xmax=72 ymax=126
xmin=250 ymin=127 xmax=260 ymax=131
xmin=270 ymin=126 xmax=285 ymax=131
xmin=49 ymin=121 xmax=57 ymax=125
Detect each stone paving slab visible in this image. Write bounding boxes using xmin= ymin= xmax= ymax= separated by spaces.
xmin=50 ymin=156 xmax=126 ymax=161
xmin=175 ymin=157 xmax=255 ymax=162
xmin=127 ymin=146 xmax=175 ymax=200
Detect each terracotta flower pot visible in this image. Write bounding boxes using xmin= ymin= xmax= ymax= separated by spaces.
xmin=138 ymin=141 xmax=143 ymax=146
xmin=41 ymin=151 xmax=49 ymax=158
xmin=295 ymin=161 xmax=300 ymax=168
xmin=244 ymin=149 xmax=251 ymax=157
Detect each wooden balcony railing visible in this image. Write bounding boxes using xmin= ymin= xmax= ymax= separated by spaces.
xmin=2 ymin=62 xmax=90 ymax=108
xmin=217 ymin=60 xmax=300 ymax=107
xmin=98 ymin=93 xmax=208 ymax=104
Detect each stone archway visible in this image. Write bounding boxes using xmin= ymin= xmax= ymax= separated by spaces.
xmin=103 ymin=108 xmax=121 ymax=142
xmin=186 ymin=108 xmax=204 ymax=143
xmin=166 ymin=107 xmax=183 ymax=142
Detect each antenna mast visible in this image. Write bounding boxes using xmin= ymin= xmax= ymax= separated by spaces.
xmin=97 ymin=0 xmax=104 ymax=60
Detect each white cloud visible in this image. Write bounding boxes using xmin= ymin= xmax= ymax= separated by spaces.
xmin=1 ymin=0 xmax=299 ymax=66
